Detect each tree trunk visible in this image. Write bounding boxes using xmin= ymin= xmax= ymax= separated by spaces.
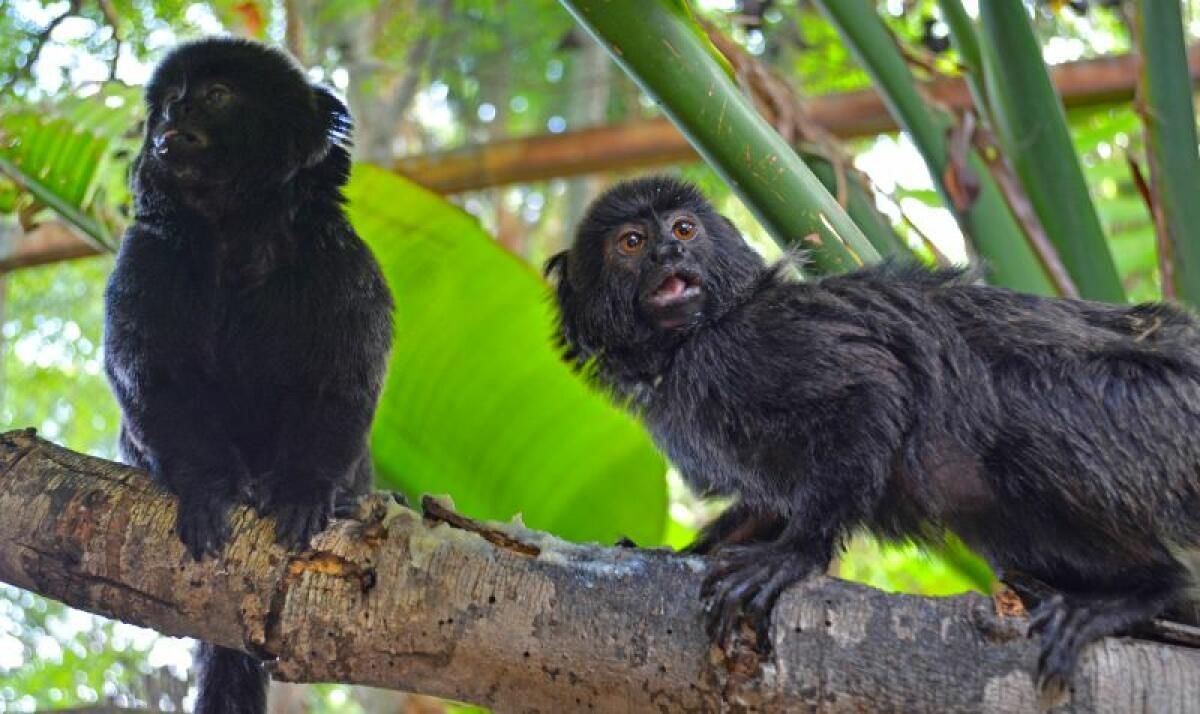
xmin=1 ymin=429 xmax=1197 ymax=712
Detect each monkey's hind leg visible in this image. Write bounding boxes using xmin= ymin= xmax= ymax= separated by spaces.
xmin=1029 ymin=578 xmax=1178 ymax=706
xmin=684 ymin=503 xmax=785 ymax=556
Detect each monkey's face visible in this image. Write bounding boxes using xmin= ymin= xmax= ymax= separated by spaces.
xmin=547 ymin=176 xmax=765 ymax=362
xmin=143 ymin=76 xmax=239 ymax=184
xmin=611 ymin=209 xmax=710 ymax=331
xmin=137 ymin=38 xmax=350 ymax=207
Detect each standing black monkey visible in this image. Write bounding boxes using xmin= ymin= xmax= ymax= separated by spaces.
xmin=546 ymin=175 xmax=1200 ymax=696
xmin=103 ymin=38 xmax=393 ymax=713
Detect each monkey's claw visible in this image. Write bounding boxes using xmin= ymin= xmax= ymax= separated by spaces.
xmin=1029 ymin=594 xmax=1083 ymax=705
xmin=271 ymin=501 xmax=332 ymax=551
xmin=250 ymin=475 xmax=336 ymax=550
xmin=700 ymin=544 xmax=817 ymax=651
xmin=333 ymin=490 xmax=367 ymax=519
xmin=175 ymin=498 xmax=231 ymax=561
xmin=1026 ymin=590 xmax=1164 ymax=708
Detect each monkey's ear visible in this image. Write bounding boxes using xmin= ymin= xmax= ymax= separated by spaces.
xmin=303 ymin=85 xmax=353 ymax=169
xmin=544 ymin=249 xmax=570 ymax=282
xmin=543 ymin=250 xmax=588 ymax=364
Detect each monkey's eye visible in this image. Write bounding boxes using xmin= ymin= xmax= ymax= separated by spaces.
xmin=204 ymin=84 xmax=233 ymax=108
xmin=617 ymin=230 xmax=646 ymax=255
xmin=673 ymin=219 xmax=697 ymax=241
xmin=163 ymin=87 xmax=184 ymax=105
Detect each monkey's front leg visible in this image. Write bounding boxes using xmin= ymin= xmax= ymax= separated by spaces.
xmin=701 ymin=518 xmax=835 ymax=650
xmin=122 ymin=381 xmax=250 ymax=560
xmin=255 ymin=389 xmax=373 ymax=550
xmin=699 ymin=452 xmax=889 ymax=650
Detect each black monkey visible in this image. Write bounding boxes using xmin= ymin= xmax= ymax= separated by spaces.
xmin=103 ymin=38 xmax=393 ymax=713
xmin=546 ymin=175 xmax=1200 ymax=695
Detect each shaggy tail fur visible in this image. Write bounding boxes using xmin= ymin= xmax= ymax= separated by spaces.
xmin=194 ymin=642 xmax=268 ymax=714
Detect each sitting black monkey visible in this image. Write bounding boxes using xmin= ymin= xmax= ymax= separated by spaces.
xmin=103 ymin=38 xmax=393 ymax=714
xmin=546 ymin=175 xmax=1200 ymax=696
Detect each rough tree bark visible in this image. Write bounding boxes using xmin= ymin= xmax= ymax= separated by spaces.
xmin=1 ymin=429 xmax=1198 ymax=713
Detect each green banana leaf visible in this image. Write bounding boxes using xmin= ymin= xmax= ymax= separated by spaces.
xmin=347 ymin=164 xmax=668 ymax=545
xmin=802 ymin=149 xmax=909 ymax=259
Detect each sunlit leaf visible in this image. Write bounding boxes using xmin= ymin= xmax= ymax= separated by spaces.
xmin=347 ymin=164 xmax=668 ymax=545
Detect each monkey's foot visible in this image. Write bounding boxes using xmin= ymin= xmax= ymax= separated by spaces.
xmin=175 ymin=495 xmax=231 ymax=561
xmin=700 ymin=544 xmax=819 ymax=651
xmin=1028 ymin=591 xmax=1169 ymax=707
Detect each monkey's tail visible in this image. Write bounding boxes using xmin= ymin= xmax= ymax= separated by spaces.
xmin=194 ymin=642 xmax=268 ymax=714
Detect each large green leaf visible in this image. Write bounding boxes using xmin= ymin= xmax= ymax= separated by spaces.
xmin=346 ymin=164 xmax=668 ymax=545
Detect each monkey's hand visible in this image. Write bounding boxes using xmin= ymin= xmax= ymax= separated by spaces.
xmin=271 ymin=500 xmax=333 ymax=551
xmin=252 ymin=476 xmax=335 ymax=551
xmin=701 ymin=541 xmax=827 ymax=651
xmin=684 ymin=504 xmax=784 ymax=556
xmin=174 ymin=486 xmax=234 ymax=561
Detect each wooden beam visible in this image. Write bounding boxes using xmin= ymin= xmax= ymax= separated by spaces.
xmin=0 ymin=220 xmax=104 ymax=274
xmin=396 ymin=120 xmax=695 ymax=195
xmin=395 ymin=47 xmax=1200 ymax=194
xmin=4 ymin=49 xmax=1198 ymax=274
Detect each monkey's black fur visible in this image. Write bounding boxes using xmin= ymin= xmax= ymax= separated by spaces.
xmin=547 ymin=175 xmax=1200 ymax=694
xmin=103 ymin=38 xmax=393 ymax=714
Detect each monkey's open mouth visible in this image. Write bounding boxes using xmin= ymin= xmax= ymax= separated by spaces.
xmin=647 ymin=271 xmax=703 ymax=307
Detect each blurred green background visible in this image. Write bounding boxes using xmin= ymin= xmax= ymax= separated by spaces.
xmin=1 ymin=0 xmax=1195 ymax=710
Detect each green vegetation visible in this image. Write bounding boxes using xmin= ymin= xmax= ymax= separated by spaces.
xmin=1133 ymin=0 xmax=1200 ymax=303
xmin=348 ymin=165 xmax=666 ymax=545
xmin=817 ymin=0 xmax=1060 ymax=294
xmin=976 ymin=1 xmax=1124 ymax=301
xmin=563 ymin=0 xmax=878 ymax=272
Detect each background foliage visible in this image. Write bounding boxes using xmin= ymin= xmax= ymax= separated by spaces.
xmin=1 ymin=0 xmax=1197 ymax=711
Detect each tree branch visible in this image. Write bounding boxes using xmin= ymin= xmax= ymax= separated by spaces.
xmin=0 ymin=220 xmax=105 ymax=274
xmin=96 ymin=0 xmax=123 ymax=82
xmin=7 ymin=49 xmax=1200 ymax=277
xmin=1 ymin=429 xmax=1198 ymax=711
xmin=395 ymin=45 xmax=1200 ymax=194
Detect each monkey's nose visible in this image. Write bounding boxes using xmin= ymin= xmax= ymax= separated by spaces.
xmin=153 ymin=128 xmax=209 ymax=156
xmin=652 ymin=241 xmax=685 ymax=262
